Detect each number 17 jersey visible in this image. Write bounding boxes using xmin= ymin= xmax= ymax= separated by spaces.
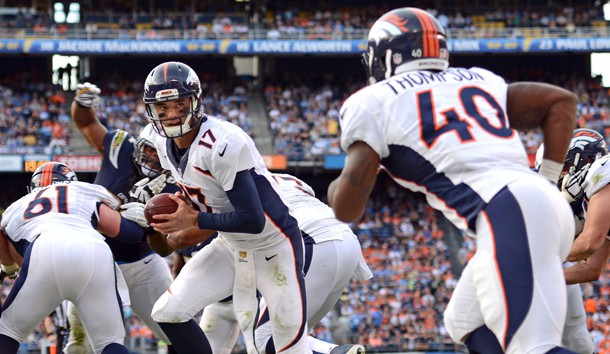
xmin=340 ymin=67 xmax=538 ymax=232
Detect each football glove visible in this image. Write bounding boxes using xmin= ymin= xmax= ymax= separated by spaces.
xmin=561 ymin=164 xmax=590 ymax=203
xmin=74 ymin=82 xmax=101 ymax=108
xmin=129 ymin=174 xmax=167 ymax=204
xmin=0 ymin=263 xmax=19 ymax=281
xmin=120 ymin=202 xmax=148 ymax=228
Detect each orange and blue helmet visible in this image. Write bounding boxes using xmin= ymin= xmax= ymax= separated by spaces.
xmin=564 ymin=128 xmax=608 ymax=176
xmin=30 ymin=162 xmax=78 ymax=191
xmin=363 ymin=7 xmax=449 ymax=84
xmin=143 ymin=61 xmax=204 ymax=138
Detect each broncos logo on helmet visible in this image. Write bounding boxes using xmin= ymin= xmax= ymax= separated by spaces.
xmin=564 ymin=128 xmax=608 ymax=177
xmin=30 ymin=162 xmax=78 ymax=192
xmin=143 ymin=61 xmax=204 ymax=138
xmin=363 ymin=7 xmax=449 ymax=84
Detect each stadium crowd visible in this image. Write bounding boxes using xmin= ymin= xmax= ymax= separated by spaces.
xmin=0 ymin=3 xmax=606 ymax=40
xmin=0 ymin=3 xmax=610 ymax=350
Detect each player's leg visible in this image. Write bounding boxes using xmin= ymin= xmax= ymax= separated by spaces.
xmin=118 ymin=253 xmax=172 ymax=344
xmin=64 ymin=302 xmax=92 ymax=354
xmin=200 ymin=301 xmax=240 ymax=354
xmin=61 ymin=239 xmax=127 ymax=354
xmin=65 ymin=263 xmax=128 ymax=354
xmin=254 ymin=234 xmax=364 ymax=353
xmin=443 ymin=254 xmax=501 ymax=354
xmin=152 ymin=237 xmax=234 ymax=354
xmin=476 ymin=182 xmax=576 ymax=354
xmin=562 ymin=282 xmax=594 ymax=354
xmin=251 ymin=237 xmax=310 ymax=354
xmin=0 ymin=236 xmax=65 ymax=352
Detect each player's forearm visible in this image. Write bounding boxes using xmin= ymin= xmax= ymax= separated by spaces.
xmin=167 ymin=228 xmax=215 ymax=250
xmin=71 ymin=101 xmax=97 ymax=128
xmin=567 ymin=231 xmax=607 ymax=262
xmin=564 ymin=262 xmax=601 ymax=284
xmin=0 ymin=230 xmax=17 ymax=266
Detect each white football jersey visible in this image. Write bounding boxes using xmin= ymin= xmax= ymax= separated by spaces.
xmin=340 ymin=67 xmax=540 ymax=231
xmin=1 ymin=181 xmax=120 ymax=245
xmin=583 ymin=154 xmax=610 ymax=201
xmin=271 ymin=173 xmax=351 ymax=243
xmin=152 ymin=117 xmax=294 ymax=250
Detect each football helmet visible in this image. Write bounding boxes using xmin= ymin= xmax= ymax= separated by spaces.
xmin=30 ymin=162 xmax=78 ymax=191
xmin=363 ymin=7 xmax=449 ymax=84
xmin=133 ymin=123 xmax=163 ymax=178
xmin=564 ymin=128 xmax=608 ymax=178
xmin=143 ymin=61 xmax=204 ymax=138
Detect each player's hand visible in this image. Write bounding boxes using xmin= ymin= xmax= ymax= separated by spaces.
xmin=150 ymin=193 xmax=198 ymax=234
xmin=74 ymin=82 xmax=101 ymax=108
xmin=130 ymin=174 xmax=167 ymax=204
xmin=0 ymin=263 xmax=19 ymax=281
xmin=561 ymin=164 xmax=590 ymax=203
xmin=120 ymin=202 xmax=148 ymax=228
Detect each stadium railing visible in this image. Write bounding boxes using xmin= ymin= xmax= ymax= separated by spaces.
xmin=0 ymin=26 xmax=608 ymax=40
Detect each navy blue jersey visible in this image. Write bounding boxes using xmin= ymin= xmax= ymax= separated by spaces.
xmin=94 ymin=130 xmax=173 ymax=263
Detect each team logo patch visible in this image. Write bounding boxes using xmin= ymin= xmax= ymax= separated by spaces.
xmin=392 ymin=53 xmax=403 ymax=65
xmin=380 ymin=14 xmax=409 ymax=32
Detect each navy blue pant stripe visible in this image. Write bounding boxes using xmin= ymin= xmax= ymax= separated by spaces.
xmin=484 ymin=186 xmax=533 ymax=349
xmin=2 ymin=239 xmax=34 ymax=312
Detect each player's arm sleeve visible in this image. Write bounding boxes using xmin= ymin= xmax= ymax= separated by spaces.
xmin=89 ymin=183 xmax=121 ymax=210
xmin=584 ymin=158 xmax=610 ymax=199
xmin=210 ymin=132 xmax=256 ymax=191
xmin=107 ymin=130 xmax=136 ymax=171
xmin=95 ymin=202 xmax=146 ymax=243
xmin=339 ymin=97 xmax=388 ymax=158
xmin=197 ymin=169 xmax=265 ymax=233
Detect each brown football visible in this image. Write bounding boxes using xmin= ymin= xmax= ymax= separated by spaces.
xmin=144 ymin=193 xmax=178 ymax=224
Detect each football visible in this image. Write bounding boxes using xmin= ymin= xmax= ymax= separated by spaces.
xmin=144 ymin=193 xmax=179 ymax=224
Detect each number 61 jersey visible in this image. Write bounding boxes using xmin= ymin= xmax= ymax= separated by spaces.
xmin=1 ymin=181 xmax=120 ymax=251
xmin=340 ymin=67 xmax=537 ymax=232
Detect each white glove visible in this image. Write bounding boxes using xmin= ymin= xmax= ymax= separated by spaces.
xmin=120 ymin=202 xmax=148 ymax=228
xmin=561 ymin=164 xmax=590 ymax=203
xmin=129 ymin=174 xmax=167 ymax=204
xmin=74 ymin=82 xmax=101 ymax=108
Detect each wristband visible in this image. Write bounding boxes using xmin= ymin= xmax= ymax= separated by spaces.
xmin=538 ymin=158 xmax=564 ymax=183
xmin=116 ymin=219 xmax=146 ymax=243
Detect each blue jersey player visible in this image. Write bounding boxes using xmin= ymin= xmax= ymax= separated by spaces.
xmin=70 ymin=82 xmax=178 ymax=354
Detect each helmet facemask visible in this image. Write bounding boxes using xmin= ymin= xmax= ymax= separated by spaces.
xmin=146 ymin=95 xmax=202 ymax=138
xmin=143 ymin=62 xmax=204 ymax=138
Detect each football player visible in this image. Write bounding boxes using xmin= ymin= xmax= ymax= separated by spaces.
xmin=143 ymin=61 xmax=310 ymax=354
xmin=534 ymin=129 xmax=607 ymax=354
xmin=328 ymin=7 xmax=578 ymax=354
xmin=540 ymin=129 xmax=609 ymax=354
xmin=70 ymin=84 xmax=179 ymax=353
xmin=0 ymin=162 xmax=151 ymax=354
xmin=164 ymin=173 xmax=372 ymax=354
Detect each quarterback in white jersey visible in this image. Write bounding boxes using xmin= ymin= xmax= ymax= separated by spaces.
xmin=142 ymin=61 xmax=309 ymax=354
xmin=0 ymin=162 xmax=152 ymax=354
xmin=199 ymin=173 xmax=372 ymax=354
xmin=329 ymin=7 xmax=578 ymax=354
